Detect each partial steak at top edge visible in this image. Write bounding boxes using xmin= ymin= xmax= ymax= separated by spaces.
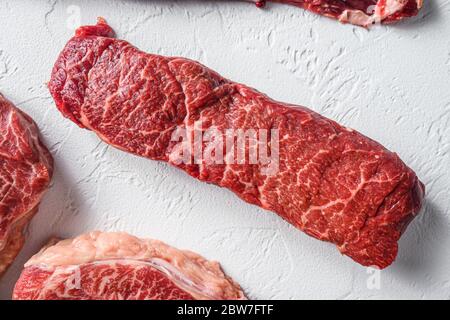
xmin=250 ymin=0 xmax=422 ymax=27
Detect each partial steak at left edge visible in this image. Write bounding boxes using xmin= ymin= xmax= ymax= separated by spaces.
xmin=0 ymin=93 xmax=53 ymax=276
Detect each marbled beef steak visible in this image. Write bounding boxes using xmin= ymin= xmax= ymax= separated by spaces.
xmin=48 ymin=19 xmax=424 ymax=269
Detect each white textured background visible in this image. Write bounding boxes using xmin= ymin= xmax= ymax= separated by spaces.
xmin=1 ymin=0 xmax=449 ymax=300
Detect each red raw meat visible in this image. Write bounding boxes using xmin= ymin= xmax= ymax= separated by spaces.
xmin=48 ymin=19 xmax=424 ymax=269
xmin=0 ymin=94 xmax=53 ymax=276
xmin=250 ymin=0 xmax=423 ymax=27
xmin=13 ymin=231 xmax=246 ymax=300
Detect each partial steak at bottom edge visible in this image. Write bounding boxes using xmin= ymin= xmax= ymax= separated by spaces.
xmin=13 ymin=231 xmax=246 ymax=300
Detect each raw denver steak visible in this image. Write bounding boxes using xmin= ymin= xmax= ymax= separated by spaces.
xmin=13 ymin=231 xmax=246 ymax=300
xmin=249 ymin=0 xmax=422 ymax=27
xmin=0 ymin=94 xmax=53 ymax=276
xmin=49 ymin=19 xmax=424 ymax=269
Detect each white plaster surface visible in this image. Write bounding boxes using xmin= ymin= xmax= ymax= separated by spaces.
xmin=0 ymin=0 xmax=449 ymax=300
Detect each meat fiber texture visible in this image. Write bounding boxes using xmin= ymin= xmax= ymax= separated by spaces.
xmin=13 ymin=231 xmax=246 ymax=300
xmin=0 ymin=94 xmax=53 ymax=277
xmin=48 ymin=19 xmax=424 ymax=269
xmin=250 ymin=0 xmax=422 ymax=27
